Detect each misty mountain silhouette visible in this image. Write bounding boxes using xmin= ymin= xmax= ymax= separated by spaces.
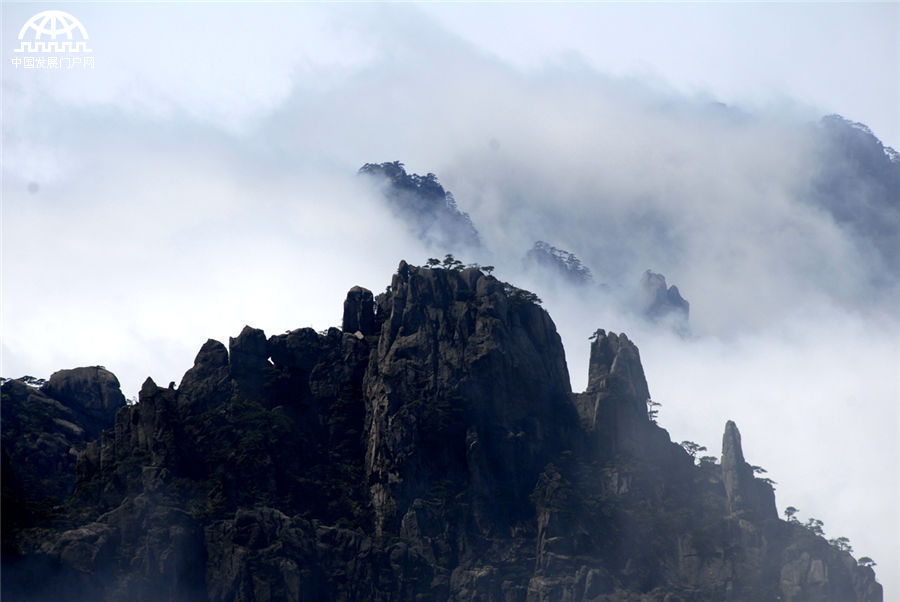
xmin=2 ymin=261 xmax=881 ymax=601
xmin=811 ymin=115 xmax=900 ymax=278
xmin=525 ymin=241 xmax=595 ymax=286
xmin=360 ymin=113 xmax=899 ymax=336
xmin=360 ymin=163 xmax=693 ymax=331
xmin=359 ymin=161 xmax=482 ymax=252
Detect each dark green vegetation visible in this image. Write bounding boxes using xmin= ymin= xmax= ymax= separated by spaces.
xmin=423 ymin=255 xmax=541 ymax=305
xmin=1 ymin=262 xmax=882 ymax=601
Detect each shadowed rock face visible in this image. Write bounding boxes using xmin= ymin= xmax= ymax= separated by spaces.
xmin=1 ymin=262 xmax=882 ymax=601
xmin=364 ymin=261 xmax=574 ymax=539
xmin=42 ymin=367 xmax=127 ymax=425
xmin=1 ymin=368 xmax=125 ymax=523
xmin=343 ymin=285 xmax=376 ymax=336
xmin=177 ymin=339 xmax=231 ymax=413
xmin=585 ymin=330 xmax=650 ymax=406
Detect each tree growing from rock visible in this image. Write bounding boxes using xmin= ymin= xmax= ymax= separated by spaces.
xmin=804 ymin=517 xmax=825 ymax=536
xmin=680 ymin=441 xmax=707 ymax=460
xmin=698 ymin=455 xmax=718 ymax=467
xmin=647 ymin=399 xmax=661 ymax=423
xmin=442 ymin=254 xmax=464 ymax=270
xmin=501 ymin=282 xmax=542 ymax=305
xmin=829 ymin=536 xmax=853 ymax=554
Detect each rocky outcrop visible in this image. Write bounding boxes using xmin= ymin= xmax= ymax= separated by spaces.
xmin=640 ymin=270 xmax=690 ymax=327
xmin=2 ymin=262 xmax=882 ymax=601
xmin=585 ymin=330 xmax=649 ymax=406
xmin=572 ymin=329 xmax=678 ymax=463
xmin=342 ymin=285 xmax=376 ymax=336
xmin=229 ymin=326 xmax=276 ymax=402
xmin=364 ymin=261 xmax=573 ymax=540
xmin=41 ymin=367 xmax=127 ymax=426
xmin=177 ymin=339 xmax=231 ymax=413
xmin=1 ymin=367 xmax=126 ymax=529
xmin=721 ymin=421 xmax=777 ymax=521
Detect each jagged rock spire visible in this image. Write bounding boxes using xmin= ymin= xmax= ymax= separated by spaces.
xmin=721 ymin=420 xmax=777 ymax=520
xmin=342 ymin=286 xmax=376 ymax=335
xmin=586 ymin=329 xmax=650 ymax=413
xmin=722 ymin=420 xmax=750 ymax=515
xmin=229 ymin=326 xmax=274 ymax=401
xmin=177 ymin=339 xmax=230 ymax=412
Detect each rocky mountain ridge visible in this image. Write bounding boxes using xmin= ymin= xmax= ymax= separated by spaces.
xmin=1 ymin=262 xmax=881 ymax=601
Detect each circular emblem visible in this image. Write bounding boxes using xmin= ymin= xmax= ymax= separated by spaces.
xmin=18 ymin=10 xmax=89 ymax=41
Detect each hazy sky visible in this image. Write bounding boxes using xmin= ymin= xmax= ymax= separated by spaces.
xmin=2 ymin=1 xmax=898 ymax=595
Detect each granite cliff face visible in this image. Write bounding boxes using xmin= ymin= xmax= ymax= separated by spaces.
xmin=1 ymin=263 xmax=881 ymax=601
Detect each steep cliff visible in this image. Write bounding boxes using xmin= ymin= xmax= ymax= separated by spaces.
xmin=1 ymin=262 xmax=881 ymax=601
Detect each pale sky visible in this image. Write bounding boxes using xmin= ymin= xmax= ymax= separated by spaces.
xmin=2 ymin=1 xmax=898 ymax=596
xmin=423 ymin=3 xmax=899 ymax=149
